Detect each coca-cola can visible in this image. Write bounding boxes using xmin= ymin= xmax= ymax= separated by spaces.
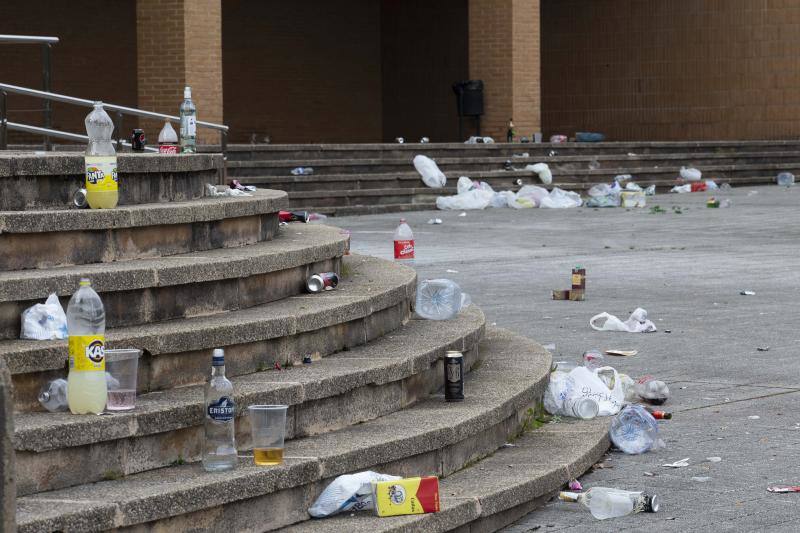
xmin=444 ymin=351 xmax=464 ymax=402
xmin=131 ymin=129 xmax=146 ymax=151
xmin=306 ymin=272 xmax=339 ymax=293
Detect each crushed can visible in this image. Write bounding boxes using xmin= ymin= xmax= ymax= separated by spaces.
xmin=306 ymin=272 xmax=339 ymax=293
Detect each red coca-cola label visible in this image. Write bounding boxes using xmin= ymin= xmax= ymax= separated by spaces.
xmin=159 ymin=144 xmax=179 ymax=154
xmin=394 ymin=239 xmax=415 ymax=260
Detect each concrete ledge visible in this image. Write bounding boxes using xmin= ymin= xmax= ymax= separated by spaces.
xmin=15 ymin=327 xmax=550 ymax=532
xmin=0 ymin=152 xmax=224 ymax=210
xmin=13 ymin=307 xmax=485 ymax=495
xmin=0 ymin=224 xmax=347 ymax=338
xmin=0 ymin=190 xmax=287 ymax=270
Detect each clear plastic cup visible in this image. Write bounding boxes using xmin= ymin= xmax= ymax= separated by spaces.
xmin=248 ymin=405 xmax=288 ymax=466
xmin=105 ymin=349 xmax=141 ymax=411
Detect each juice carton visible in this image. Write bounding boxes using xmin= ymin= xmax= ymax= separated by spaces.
xmin=371 ymin=476 xmax=440 ymax=517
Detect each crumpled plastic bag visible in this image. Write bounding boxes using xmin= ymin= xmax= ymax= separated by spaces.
xmin=509 ymin=185 xmax=549 ymax=208
xmin=20 ymin=293 xmax=67 ymax=340
xmin=588 ymin=182 xmax=621 ymax=198
xmin=464 ymin=136 xmax=494 ymax=144
xmin=670 ymin=184 xmax=692 ymax=193
xmin=589 ymin=308 xmax=657 ymax=333
xmin=585 ymin=194 xmax=620 ymax=208
xmin=308 ymin=471 xmax=401 ymax=518
xmin=545 ymin=366 xmax=626 ymax=417
xmin=456 ymin=176 xmax=494 ymax=195
xmin=414 ymin=155 xmax=446 ymax=188
xmin=644 ymin=185 xmax=656 ymax=195
xmin=680 ymin=166 xmax=702 ymax=181
xmin=436 ymin=188 xmax=493 ymax=210
xmin=539 ymin=187 xmax=582 ymax=208
xmin=525 ymin=163 xmax=553 ymax=185
xmin=206 ymin=184 xmax=251 ymax=197
xmin=490 ymin=190 xmax=515 ymax=208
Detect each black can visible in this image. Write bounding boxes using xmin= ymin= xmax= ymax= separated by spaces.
xmin=444 ymin=351 xmax=464 ymax=402
xmin=131 ymin=129 xmax=146 ymax=151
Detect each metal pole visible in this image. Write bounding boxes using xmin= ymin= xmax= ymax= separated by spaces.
xmin=0 ymin=91 xmax=7 ymax=150
xmin=114 ymin=111 xmax=124 ymax=152
xmin=220 ymin=130 xmax=228 ymax=184
xmin=41 ymin=42 xmax=52 ymax=150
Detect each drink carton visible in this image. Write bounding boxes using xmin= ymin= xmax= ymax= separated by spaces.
xmin=371 ymin=476 xmax=440 ymax=517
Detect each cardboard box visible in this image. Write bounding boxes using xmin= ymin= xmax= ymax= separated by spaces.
xmin=371 ymin=476 xmax=440 ymax=516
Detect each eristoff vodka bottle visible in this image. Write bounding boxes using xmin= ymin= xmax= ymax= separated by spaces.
xmin=203 ymin=348 xmax=237 ymax=471
xmin=179 ymin=86 xmax=197 ymax=153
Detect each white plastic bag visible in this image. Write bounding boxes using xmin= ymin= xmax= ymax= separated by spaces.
xmin=589 ymin=308 xmax=657 ymax=333
xmin=308 ymin=471 xmax=401 ymax=518
xmin=680 ymin=166 xmax=702 ymax=181
xmin=525 ymin=163 xmax=553 ymax=185
xmin=20 ymin=293 xmax=67 ymax=340
xmin=545 ymin=366 xmax=626 ymax=417
xmin=539 ymin=187 xmax=582 ymax=208
xmin=509 ymin=185 xmax=549 ymax=209
xmin=413 ymin=155 xmax=446 ymax=188
xmin=670 ymin=184 xmax=692 ymax=193
xmin=490 ymin=191 xmax=514 ymax=208
xmin=435 ymin=189 xmax=493 ymax=210
xmin=588 ymin=182 xmax=621 ymax=198
xmin=456 ymin=176 xmax=474 ymax=195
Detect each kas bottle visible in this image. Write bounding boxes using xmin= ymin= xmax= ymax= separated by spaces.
xmin=66 ymin=279 xmax=107 ymax=414
xmin=203 ymin=348 xmax=237 ymax=471
xmin=393 ymin=218 xmax=415 ymax=265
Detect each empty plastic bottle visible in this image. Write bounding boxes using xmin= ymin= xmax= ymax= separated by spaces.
xmin=564 ymin=396 xmax=600 ymax=420
xmin=179 ymin=86 xmax=197 ymax=153
xmin=777 ymin=172 xmax=795 ymax=186
xmin=158 ymin=121 xmax=179 ymax=153
xmin=544 ymin=371 xmax=599 ymax=420
xmin=582 ymin=349 xmax=605 ymax=371
xmin=559 ymin=487 xmax=659 ymax=520
xmin=635 ymin=375 xmax=670 ymax=405
xmin=66 ymin=279 xmax=107 ymax=414
xmin=416 ymin=279 xmax=470 ymax=320
xmin=38 ymin=378 xmax=69 ymax=412
xmin=393 ymin=218 xmax=415 ymax=264
xmin=84 ymin=103 xmax=118 ymax=209
xmin=609 ymin=405 xmax=661 ymax=454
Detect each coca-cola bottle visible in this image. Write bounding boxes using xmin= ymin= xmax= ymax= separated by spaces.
xmin=393 ymin=219 xmax=415 ymax=265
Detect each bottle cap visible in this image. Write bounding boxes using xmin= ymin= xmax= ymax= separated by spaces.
xmin=644 ymin=493 xmax=659 ymax=513
xmin=212 ymin=348 xmax=224 ymax=366
xmin=79 ymin=278 xmax=91 ymax=287
xmin=184 ymin=86 xmax=192 ymax=99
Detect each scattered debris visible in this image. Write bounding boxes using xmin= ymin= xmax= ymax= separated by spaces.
xmin=552 ymin=266 xmax=585 ymax=301
xmin=706 ymin=457 xmax=722 ymax=463
xmin=427 ymin=218 xmax=443 ymax=225
xmin=740 ymin=290 xmax=756 ymax=296
xmin=662 ymin=458 xmax=690 ymax=468
xmin=756 ymin=347 xmax=770 ymax=352
xmin=691 ymin=476 xmax=711 ymax=482
xmin=590 ymin=308 xmax=657 ymax=333
xmin=542 ymin=343 xmax=556 ymax=352
xmin=767 ymin=486 xmax=800 ymax=493
xmin=643 ymin=471 xmax=655 ymax=477
xmin=748 ymin=415 xmax=761 ymax=420
xmin=605 ymin=349 xmax=638 ymax=357
xmin=290 ymin=167 xmax=314 ymax=176
xmin=458 ymin=212 xmax=467 ymax=217
xmin=568 ymin=479 xmax=582 ymax=491
xmin=446 ymin=269 xmax=459 ymax=274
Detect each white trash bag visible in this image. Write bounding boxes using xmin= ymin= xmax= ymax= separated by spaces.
xmin=509 ymin=185 xmax=549 ymax=208
xmin=539 ymin=187 xmax=582 ymax=208
xmin=590 ymin=307 xmax=657 ymax=333
xmin=20 ymin=293 xmax=68 ymax=340
xmin=545 ymin=366 xmax=626 ymax=417
xmin=308 ymin=471 xmax=401 ymax=518
xmin=679 ymin=166 xmax=702 ymax=181
xmin=436 ymin=188 xmax=493 ymax=210
xmin=413 ymin=155 xmax=446 ymax=188
xmin=525 ymin=163 xmax=553 ymax=185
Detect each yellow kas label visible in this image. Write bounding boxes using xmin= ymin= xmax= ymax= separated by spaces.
xmin=85 ymin=156 xmax=118 ymax=192
xmin=69 ymin=335 xmax=106 ymax=372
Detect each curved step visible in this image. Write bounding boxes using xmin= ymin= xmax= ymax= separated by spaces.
xmin=0 ymin=189 xmax=288 ymax=270
xmin=0 ymin=151 xmax=223 ymax=210
xmin=15 ymin=327 xmax=551 ymax=533
xmin=3 ymin=254 xmax=416 ymax=410
xmin=0 ymin=223 xmax=347 ymax=339
xmin=13 ymin=307 xmax=485 ymax=495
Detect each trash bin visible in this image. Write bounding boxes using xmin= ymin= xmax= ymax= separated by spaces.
xmin=452 ymin=80 xmax=484 ymax=139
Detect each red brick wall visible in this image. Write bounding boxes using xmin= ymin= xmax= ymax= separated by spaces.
xmin=222 ymin=0 xmax=382 ymax=143
xmin=380 ymin=0 xmax=469 ymax=143
xmin=542 ymin=0 xmax=800 ymax=140
xmin=0 ymin=0 xmax=138 ymax=144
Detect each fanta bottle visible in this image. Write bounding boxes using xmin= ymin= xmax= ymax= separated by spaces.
xmin=67 ymin=279 xmax=107 ymax=414
xmin=393 ymin=218 xmax=415 ymax=265
xmin=84 ymin=103 xmax=119 ymax=209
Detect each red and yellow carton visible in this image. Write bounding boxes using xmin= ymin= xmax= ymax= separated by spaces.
xmin=371 ymin=476 xmax=440 ymax=517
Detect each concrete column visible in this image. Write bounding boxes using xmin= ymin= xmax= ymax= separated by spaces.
xmin=136 ymin=0 xmax=223 ymax=144
xmin=0 ymin=358 xmax=15 ymax=532
xmin=468 ymin=0 xmax=540 ymax=140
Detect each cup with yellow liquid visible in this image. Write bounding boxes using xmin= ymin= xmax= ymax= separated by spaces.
xmin=248 ymin=404 xmax=288 ymax=465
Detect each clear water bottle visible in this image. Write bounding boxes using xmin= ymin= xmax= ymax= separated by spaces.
xmin=564 ymin=396 xmax=599 ymax=420
xmin=582 ymin=349 xmax=605 ymax=371
xmin=66 ymin=279 xmax=107 ymax=414
xmin=203 ymin=348 xmax=237 ymax=471
xmin=635 ymin=375 xmax=670 ymax=405
xmin=179 ymin=86 xmax=197 ymax=153
xmin=38 ymin=378 xmax=69 ymax=412
xmin=559 ymin=487 xmax=659 ymax=519
xmin=609 ymin=405 xmax=661 ymax=454
xmin=415 ymin=279 xmax=469 ymax=320
xmin=393 ymin=218 xmax=415 ymax=265
xmin=84 ymin=103 xmax=118 ymax=209
xmin=777 ymin=172 xmax=795 ymax=186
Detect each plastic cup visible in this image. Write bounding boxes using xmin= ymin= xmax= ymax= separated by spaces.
xmin=248 ymin=405 xmax=288 ymax=465
xmin=105 ymin=349 xmax=141 ymax=411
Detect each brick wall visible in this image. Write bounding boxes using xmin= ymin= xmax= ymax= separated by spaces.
xmin=542 ymin=0 xmax=800 ymax=140
xmin=222 ymin=0 xmax=382 ymax=144
xmin=381 ymin=0 xmax=469 ymax=142
xmin=0 ymin=0 xmax=138 ymax=144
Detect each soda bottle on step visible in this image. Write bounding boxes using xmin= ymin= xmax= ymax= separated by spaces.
xmin=393 ymin=218 xmax=415 ymax=265
xmin=84 ymin=103 xmax=118 ymax=209
xmin=203 ymin=348 xmax=237 ymax=471
xmin=179 ymin=86 xmax=197 ymax=153
xmin=66 ymin=279 xmax=108 ymax=414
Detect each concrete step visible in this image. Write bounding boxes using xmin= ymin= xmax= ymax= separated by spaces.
xmin=0 ymin=190 xmax=287 ymax=270
xmin=0 ymin=151 xmax=223 ymax=211
xmin=13 ymin=307 xmax=485 ymax=496
xmin=282 ymin=416 xmax=610 ymax=533
xmin=15 ymin=327 xmax=550 ymax=533
xmin=0 ymin=224 xmax=347 ymax=340
xmin=219 ymin=140 xmax=800 ymax=161
xmin=227 ymin=150 xmax=800 ymax=177
xmin=2 ymin=254 xmax=416 ymax=411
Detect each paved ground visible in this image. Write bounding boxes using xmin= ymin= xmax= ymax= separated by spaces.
xmin=334 ymin=185 xmax=800 ymax=532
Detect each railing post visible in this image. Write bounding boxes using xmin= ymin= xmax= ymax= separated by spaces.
xmin=41 ymin=42 xmax=52 ymax=150
xmin=0 ymin=91 xmax=7 ymax=150
xmin=220 ymin=130 xmax=228 ymax=184
xmin=114 ymin=111 xmax=124 ymax=152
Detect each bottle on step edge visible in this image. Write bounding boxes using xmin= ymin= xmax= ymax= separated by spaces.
xmin=180 ymin=86 xmax=197 ymax=153
xmin=203 ymin=348 xmax=237 ymax=472
xmin=84 ymin=103 xmax=118 ymax=209
xmin=66 ymin=279 xmax=107 ymax=414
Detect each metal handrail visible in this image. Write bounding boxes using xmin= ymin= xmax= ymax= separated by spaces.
xmin=6 ymin=121 xmax=158 ymax=152
xmin=0 ymin=34 xmax=59 ymax=44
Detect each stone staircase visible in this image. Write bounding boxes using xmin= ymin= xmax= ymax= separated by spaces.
xmin=0 ymin=150 xmax=608 ymax=532
xmin=221 ymin=141 xmax=800 ymax=215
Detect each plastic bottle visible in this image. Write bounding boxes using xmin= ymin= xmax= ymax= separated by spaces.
xmin=635 ymin=375 xmax=670 ymax=405
xmin=203 ymin=348 xmax=237 ymax=471
xmin=84 ymin=103 xmax=118 ymax=209
xmin=777 ymin=172 xmax=795 ymax=186
xmin=38 ymin=378 xmax=69 ymax=412
xmin=393 ymin=218 xmax=415 ymax=264
xmin=179 ymin=86 xmax=197 ymax=153
xmin=582 ymin=349 xmax=605 ymax=371
xmin=158 ymin=121 xmax=179 ymax=154
xmin=415 ymin=279 xmax=469 ymax=320
xmin=609 ymin=405 xmax=661 ymax=454
xmin=559 ymin=487 xmax=659 ymax=519
xmin=564 ymin=396 xmax=599 ymax=420
xmin=66 ymin=279 xmax=107 ymax=414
